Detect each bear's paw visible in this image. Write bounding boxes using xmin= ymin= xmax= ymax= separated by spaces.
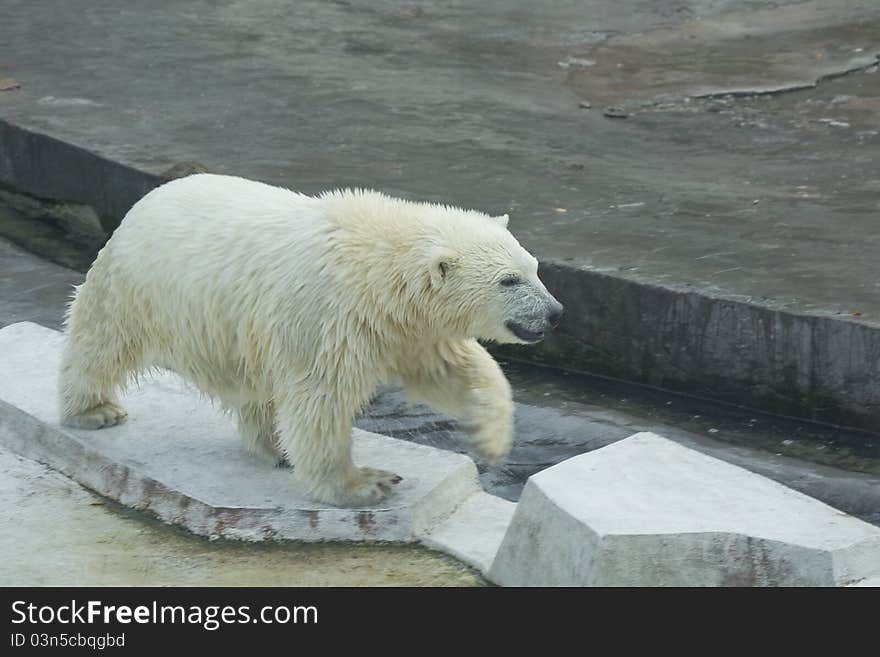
xmin=61 ymin=402 xmax=128 ymax=430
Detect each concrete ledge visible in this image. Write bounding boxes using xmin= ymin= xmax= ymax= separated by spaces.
xmin=495 ymin=262 xmax=880 ymax=432
xmin=0 ymin=119 xmax=160 ymax=234
xmin=0 ymin=322 xmax=487 ymax=544
xmin=489 ymin=432 xmax=880 ymax=586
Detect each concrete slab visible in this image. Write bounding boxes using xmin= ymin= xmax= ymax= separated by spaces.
xmin=417 ymin=492 xmax=516 ymax=575
xmin=489 ymin=432 xmax=880 ymax=586
xmin=0 ymin=445 xmax=484 ymax=586
xmin=2 ymin=0 xmax=880 ymax=429
xmin=0 ymin=322 xmax=484 ymax=544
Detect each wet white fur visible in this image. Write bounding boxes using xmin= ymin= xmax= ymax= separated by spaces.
xmin=59 ymin=174 xmax=548 ymax=506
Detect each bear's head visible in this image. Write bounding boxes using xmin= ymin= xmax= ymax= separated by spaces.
xmin=426 ymin=211 xmax=564 ymax=345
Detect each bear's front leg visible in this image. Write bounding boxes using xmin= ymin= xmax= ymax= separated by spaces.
xmin=401 ymin=339 xmax=514 ymax=464
xmin=274 ymin=388 xmax=402 ymax=506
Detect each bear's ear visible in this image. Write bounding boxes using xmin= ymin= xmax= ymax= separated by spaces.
xmin=490 ymin=213 xmax=509 ymax=229
xmin=429 ymin=247 xmax=456 ymax=288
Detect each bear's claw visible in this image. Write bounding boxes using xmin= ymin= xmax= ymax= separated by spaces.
xmin=321 ymin=466 xmax=403 ymax=506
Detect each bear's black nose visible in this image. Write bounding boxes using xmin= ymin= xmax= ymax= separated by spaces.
xmin=546 ymin=304 xmax=564 ymax=328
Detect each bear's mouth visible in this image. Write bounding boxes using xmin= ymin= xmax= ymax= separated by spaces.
xmin=505 ymin=321 xmax=545 ymax=344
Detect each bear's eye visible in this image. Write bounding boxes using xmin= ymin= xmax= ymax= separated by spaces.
xmin=499 ymin=275 xmax=521 ymax=288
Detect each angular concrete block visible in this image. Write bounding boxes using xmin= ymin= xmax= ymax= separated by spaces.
xmin=0 ymin=323 xmax=484 ymax=543
xmin=417 ymin=492 xmax=516 ymax=574
xmin=490 ymin=432 xmax=880 ymax=586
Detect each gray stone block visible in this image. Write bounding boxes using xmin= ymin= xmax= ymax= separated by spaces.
xmin=417 ymin=492 xmax=516 ymax=574
xmin=490 ymin=432 xmax=880 ymax=586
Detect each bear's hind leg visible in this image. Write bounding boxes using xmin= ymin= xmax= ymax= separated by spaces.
xmin=59 ymin=328 xmax=133 ymax=429
xmin=237 ymin=401 xmax=286 ymax=466
xmin=60 ymin=398 xmax=128 ymax=430
xmin=58 ymin=272 xmax=139 ymax=429
xmin=59 ymin=343 xmax=131 ymax=430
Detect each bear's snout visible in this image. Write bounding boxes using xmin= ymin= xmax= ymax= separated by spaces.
xmin=503 ymin=286 xmax=563 ymax=344
xmin=545 ymin=301 xmax=564 ymax=329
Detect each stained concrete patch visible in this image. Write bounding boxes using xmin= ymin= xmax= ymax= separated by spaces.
xmin=490 ymin=432 xmax=880 ymax=586
xmin=0 ymin=322 xmax=484 ymax=544
xmin=568 ymin=0 xmax=880 ymax=107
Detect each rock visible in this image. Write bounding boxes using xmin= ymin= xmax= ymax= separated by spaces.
xmin=818 ymin=118 xmax=850 ymax=128
xmin=558 ymin=57 xmax=595 ymax=70
xmin=602 ymin=106 xmax=628 ymax=119
xmin=489 ymin=432 xmax=880 ymax=586
xmin=159 ymin=161 xmax=211 ymax=182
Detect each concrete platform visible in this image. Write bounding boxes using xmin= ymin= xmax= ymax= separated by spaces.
xmin=490 ymin=432 xmax=880 ymax=586
xmin=0 ymin=322 xmax=488 ymax=545
xmin=0 ymin=445 xmax=484 ymax=586
xmin=2 ymin=0 xmax=880 ymax=430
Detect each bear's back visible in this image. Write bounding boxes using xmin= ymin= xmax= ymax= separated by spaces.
xmin=120 ymin=173 xmax=318 ymax=243
xmin=89 ymin=174 xmax=346 ymax=385
xmin=103 ymin=174 xmax=336 ymax=327
xmin=108 ymin=174 xmax=327 ymax=278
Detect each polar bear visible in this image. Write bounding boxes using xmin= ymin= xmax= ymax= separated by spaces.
xmin=58 ymin=174 xmax=563 ymax=506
